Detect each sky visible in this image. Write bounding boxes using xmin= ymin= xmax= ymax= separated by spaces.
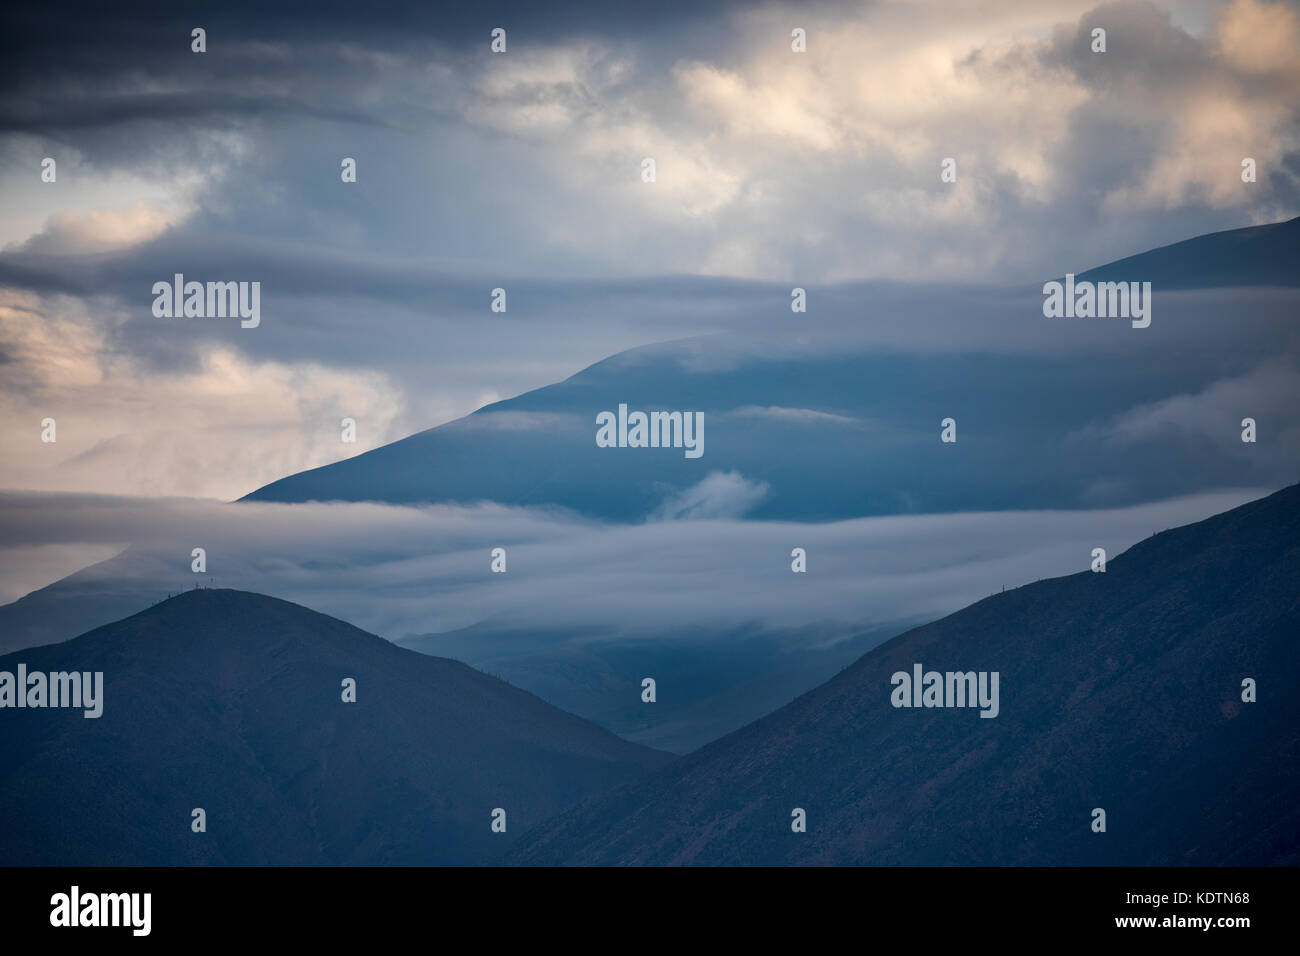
xmin=0 ymin=0 xmax=1297 ymax=615
xmin=1 ymin=0 xmax=1298 ymax=498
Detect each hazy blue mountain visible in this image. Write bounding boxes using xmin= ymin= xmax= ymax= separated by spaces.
xmin=243 ymin=218 xmax=1300 ymax=522
xmin=509 ymin=483 xmax=1300 ymax=865
xmin=399 ymin=620 xmax=913 ymax=754
xmin=0 ymin=589 xmax=670 ymax=865
xmin=0 ymin=550 xmax=161 ymax=657
xmin=240 ymin=345 xmax=1279 ymax=522
xmin=1075 ymin=215 xmax=1300 ymax=289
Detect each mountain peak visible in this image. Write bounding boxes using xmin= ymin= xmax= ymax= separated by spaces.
xmin=1 ymin=587 xmax=670 ymax=865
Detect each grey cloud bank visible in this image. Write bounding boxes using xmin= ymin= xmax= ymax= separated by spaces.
xmin=0 ymin=488 xmax=1269 ymax=645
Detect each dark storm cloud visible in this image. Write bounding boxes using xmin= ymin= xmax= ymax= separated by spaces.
xmin=0 ymin=0 xmax=774 ymax=184
xmin=0 ymin=90 xmax=390 ymax=135
xmin=0 ymin=0 xmax=762 ymax=109
xmin=3 ymin=0 xmax=1297 ymax=285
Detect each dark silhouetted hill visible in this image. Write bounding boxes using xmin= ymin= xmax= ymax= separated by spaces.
xmin=0 ymin=589 xmax=671 ymax=865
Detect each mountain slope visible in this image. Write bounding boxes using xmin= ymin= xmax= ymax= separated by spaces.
xmin=0 ymin=589 xmax=671 ymax=865
xmin=0 ymin=549 xmax=162 ymax=656
xmin=1076 ymin=215 xmax=1300 ymax=289
xmin=398 ymin=621 xmax=911 ymax=755
xmin=509 ymin=483 xmax=1300 ymax=865
xmin=242 ymin=217 xmax=1300 ymax=522
xmin=240 ymin=344 xmax=1298 ymax=522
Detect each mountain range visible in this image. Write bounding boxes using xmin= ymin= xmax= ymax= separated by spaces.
xmin=509 ymin=483 xmax=1300 ymax=865
xmin=0 ymin=217 xmax=1296 ymax=769
xmin=1 ymin=485 xmax=1295 ymax=865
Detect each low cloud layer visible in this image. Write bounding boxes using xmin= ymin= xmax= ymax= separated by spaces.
xmin=0 ymin=488 xmax=1271 ymax=641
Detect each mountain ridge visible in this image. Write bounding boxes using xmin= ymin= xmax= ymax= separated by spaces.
xmin=0 ymin=588 xmax=672 ymax=865
xmin=508 ymin=482 xmax=1300 ymax=865
xmin=1075 ymin=215 xmax=1300 ymax=289
xmin=240 ymin=217 xmax=1300 ymax=520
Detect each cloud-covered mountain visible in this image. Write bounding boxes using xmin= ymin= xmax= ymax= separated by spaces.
xmin=509 ymin=483 xmax=1300 ymax=865
xmin=242 ymin=333 xmax=1299 ymax=522
xmin=1 ymin=217 xmax=1294 ymax=756
xmin=0 ymin=589 xmax=670 ymax=865
xmin=243 ymin=219 xmax=1300 ymax=521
